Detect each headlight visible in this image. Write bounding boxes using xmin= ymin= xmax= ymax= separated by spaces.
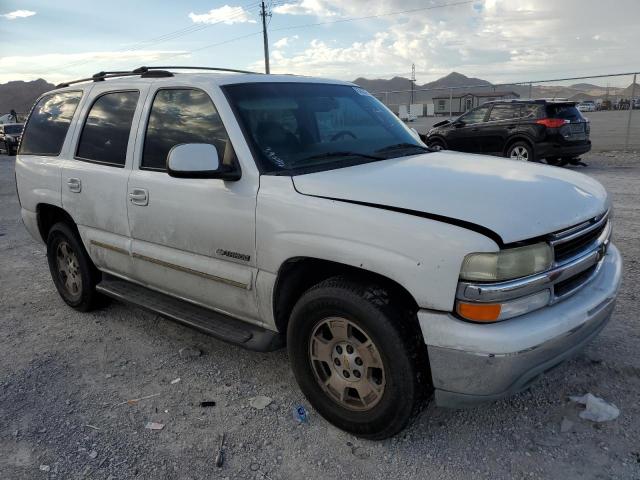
xmin=460 ymin=242 xmax=553 ymax=282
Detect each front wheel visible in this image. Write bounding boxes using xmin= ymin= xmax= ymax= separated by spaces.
xmin=46 ymin=222 xmax=101 ymax=311
xmin=287 ymin=277 xmax=430 ymax=439
xmin=427 ymin=138 xmax=446 ymax=151
xmin=506 ymin=141 xmax=536 ymax=162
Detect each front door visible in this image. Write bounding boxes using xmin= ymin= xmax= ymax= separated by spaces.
xmin=476 ymin=103 xmax=520 ymax=154
xmin=126 ymin=87 xmax=260 ymax=323
xmin=62 ymin=86 xmax=146 ymax=277
xmin=446 ymin=105 xmax=489 ymax=152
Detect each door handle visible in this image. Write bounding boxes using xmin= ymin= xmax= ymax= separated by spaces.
xmin=67 ymin=178 xmax=81 ymax=193
xmin=129 ymin=188 xmax=148 ymax=206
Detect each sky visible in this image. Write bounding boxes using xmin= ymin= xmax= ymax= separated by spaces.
xmin=1 ymin=0 xmax=639 ymax=86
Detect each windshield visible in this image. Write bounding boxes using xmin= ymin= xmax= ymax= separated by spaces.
xmin=223 ymin=82 xmax=426 ymax=174
xmin=4 ymin=124 xmax=23 ymax=134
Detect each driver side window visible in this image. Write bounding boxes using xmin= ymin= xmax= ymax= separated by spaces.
xmin=460 ymin=106 xmax=489 ymax=124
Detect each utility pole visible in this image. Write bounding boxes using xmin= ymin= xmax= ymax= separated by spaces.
xmin=410 ymin=63 xmax=416 ymax=105
xmin=260 ymin=1 xmax=271 ymax=74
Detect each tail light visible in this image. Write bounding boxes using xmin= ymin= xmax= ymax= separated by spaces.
xmin=536 ymin=118 xmax=567 ymax=128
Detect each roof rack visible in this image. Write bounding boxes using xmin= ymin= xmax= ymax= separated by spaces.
xmin=55 ymin=65 xmax=261 ymax=89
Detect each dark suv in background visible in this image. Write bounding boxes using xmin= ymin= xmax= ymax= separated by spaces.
xmin=425 ymin=100 xmax=591 ymax=165
xmin=0 ymin=123 xmax=24 ymax=156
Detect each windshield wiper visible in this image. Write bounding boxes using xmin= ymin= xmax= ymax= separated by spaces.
xmin=298 ymin=151 xmax=385 ymax=163
xmin=375 ymin=143 xmax=430 ymax=153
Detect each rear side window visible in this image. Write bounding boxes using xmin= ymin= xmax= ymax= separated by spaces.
xmin=19 ymin=91 xmax=82 ymax=156
xmin=546 ymin=104 xmax=584 ymax=122
xmin=519 ymin=104 xmax=540 ymax=118
xmin=76 ymin=91 xmax=140 ymax=166
xmin=142 ymin=88 xmax=234 ymax=171
xmin=488 ymin=104 xmax=518 ymax=121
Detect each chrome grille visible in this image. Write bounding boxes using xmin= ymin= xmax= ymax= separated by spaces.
xmin=551 ymin=212 xmax=609 ymax=264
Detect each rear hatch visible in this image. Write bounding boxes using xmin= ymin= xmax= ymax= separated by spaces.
xmin=545 ymin=103 xmax=590 ymax=141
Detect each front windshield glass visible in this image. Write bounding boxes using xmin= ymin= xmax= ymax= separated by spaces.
xmin=223 ymin=82 xmax=426 ymax=174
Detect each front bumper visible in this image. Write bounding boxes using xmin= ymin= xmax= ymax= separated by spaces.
xmin=418 ymin=244 xmax=622 ymax=408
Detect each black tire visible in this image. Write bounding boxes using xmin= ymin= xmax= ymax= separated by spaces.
xmin=287 ymin=276 xmax=431 ymax=439
xmin=427 ymin=138 xmax=446 ymax=151
xmin=46 ymin=222 xmax=101 ymax=311
xmin=506 ymin=141 xmax=537 ymax=162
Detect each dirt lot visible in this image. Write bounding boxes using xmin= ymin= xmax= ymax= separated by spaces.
xmin=1 ymin=152 xmax=639 ymax=480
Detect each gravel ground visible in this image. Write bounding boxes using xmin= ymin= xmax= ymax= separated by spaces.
xmin=1 ymin=151 xmax=639 ymax=480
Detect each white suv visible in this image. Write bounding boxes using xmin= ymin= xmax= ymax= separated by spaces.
xmin=15 ymin=67 xmax=622 ymax=439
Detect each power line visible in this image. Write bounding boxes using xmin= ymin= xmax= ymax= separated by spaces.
xmin=269 ymin=0 xmax=474 ymax=33
xmin=46 ymin=1 xmax=261 ymax=74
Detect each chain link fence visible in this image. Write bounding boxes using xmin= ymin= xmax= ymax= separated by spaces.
xmin=369 ymin=72 xmax=639 ymax=152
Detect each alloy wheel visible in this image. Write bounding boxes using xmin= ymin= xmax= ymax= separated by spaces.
xmin=56 ymin=241 xmax=83 ymax=300
xmin=308 ymin=317 xmax=386 ymax=411
xmin=510 ymin=145 xmax=529 ymax=161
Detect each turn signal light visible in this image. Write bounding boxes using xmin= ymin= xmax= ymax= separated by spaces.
xmin=536 ymin=118 xmax=567 ymax=128
xmin=456 ymin=302 xmax=502 ymax=322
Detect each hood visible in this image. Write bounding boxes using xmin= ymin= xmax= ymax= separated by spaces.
xmin=292 ymin=151 xmax=609 ymax=245
xmin=431 ymin=119 xmax=451 ymax=129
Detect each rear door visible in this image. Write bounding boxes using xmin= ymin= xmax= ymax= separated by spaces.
xmin=61 ymin=84 xmax=149 ymax=277
xmin=546 ymin=104 xmax=588 ymax=142
xmin=446 ymin=105 xmax=489 ymax=152
xmin=477 ymin=103 xmax=520 ymax=154
xmin=16 ymin=90 xmax=84 ymax=228
xmin=126 ymin=86 xmax=260 ymax=323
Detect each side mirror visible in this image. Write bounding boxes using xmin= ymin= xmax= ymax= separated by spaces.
xmin=453 ymin=120 xmax=465 ymax=127
xmin=167 ymin=143 xmax=240 ymax=180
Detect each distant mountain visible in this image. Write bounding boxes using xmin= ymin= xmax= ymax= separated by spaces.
xmin=422 ymin=71 xmax=490 ymax=90
xmin=0 ymin=79 xmax=55 ymax=118
xmin=353 ymin=72 xmax=638 ymax=109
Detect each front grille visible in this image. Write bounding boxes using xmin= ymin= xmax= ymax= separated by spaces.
xmin=553 ymin=220 xmax=607 ymax=263
xmin=554 ymin=264 xmax=597 ymax=297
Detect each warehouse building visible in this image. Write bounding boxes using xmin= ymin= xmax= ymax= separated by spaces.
xmin=433 ymin=91 xmax=520 ymax=115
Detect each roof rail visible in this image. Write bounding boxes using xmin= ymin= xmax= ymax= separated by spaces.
xmin=55 ymin=65 xmax=260 ymax=89
xmin=133 ymin=66 xmax=261 ymax=75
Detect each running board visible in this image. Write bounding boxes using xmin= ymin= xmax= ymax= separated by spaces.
xmin=96 ymin=275 xmax=284 ymax=352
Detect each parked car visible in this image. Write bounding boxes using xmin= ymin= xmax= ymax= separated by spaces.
xmin=15 ymin=68 xmax=621 ymax=439
xmin=577 ymin=101 xmax=596 ymax=112
xmin=426 ymin=99 xmax=591 ymax=165
xmin=0 ymin=123 xmax=23 ymax=156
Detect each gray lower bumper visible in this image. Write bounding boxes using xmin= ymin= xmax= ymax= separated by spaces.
xmin=419 ymin=244 xmax=622 ymax=408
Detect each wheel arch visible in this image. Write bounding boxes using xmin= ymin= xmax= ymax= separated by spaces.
xmin=272 ymin=257 xmax=419 ymax=335
xmin=426 ymin=134 xmax=448 ymax=148
xmin=36 ymin=203 xmax=79 ymax=243
xmin=503 ymin=135 xmax=535 ymax=157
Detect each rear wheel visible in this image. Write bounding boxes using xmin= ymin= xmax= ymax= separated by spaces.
xmin=506 ymin=141 xmax=536 ymax=162
xmin=287 ymin=277 xmax=430 ymax=439
xmin=46 ymin=222 xmax=101 ymax=311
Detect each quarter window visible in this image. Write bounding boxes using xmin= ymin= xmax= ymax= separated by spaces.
xmin=142 ymin=89 xmax=235 ymax=171
xmin=76 ymin=91 xmax=139 ymax=166
xmin=19 ymin=91 xmax=82 ymax=156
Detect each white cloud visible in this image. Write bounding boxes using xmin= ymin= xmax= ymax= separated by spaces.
xmin=189 ymin=5 xmax=256 ymax=25
xmin=273 ymin=35 xmax=299 ymax=48
xmin=258 ymin=0 xmax=640 ymax=84
xmin=2 ymin=9 xmax=36 ymax=20
xmin=273 ymin=0 xmax=338 ymax=17
xmin=0 ymin=50 xmax=190 ymax=84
